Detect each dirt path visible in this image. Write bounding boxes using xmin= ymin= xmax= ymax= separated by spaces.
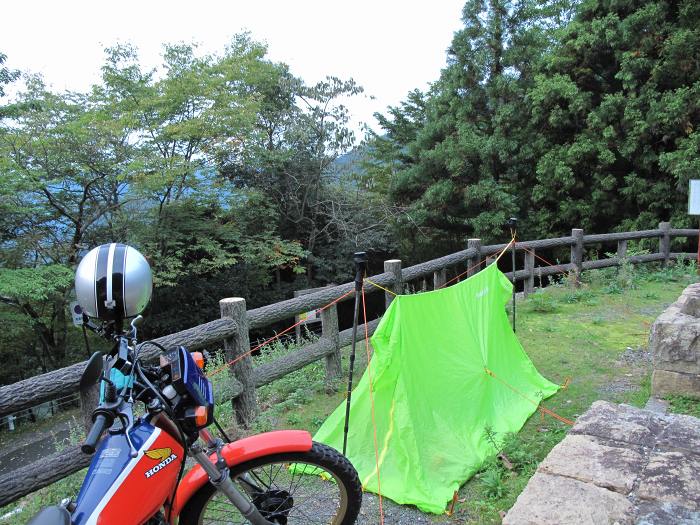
xmin=0 ymin=421 xmax=71 ymax=476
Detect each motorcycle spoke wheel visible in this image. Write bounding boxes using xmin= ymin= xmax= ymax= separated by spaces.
xmin=180 ymin=442 xmax=361 ymax=525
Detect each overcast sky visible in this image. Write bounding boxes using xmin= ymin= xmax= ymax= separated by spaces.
xmin=1 ymin=0 xmax=465 ymax=137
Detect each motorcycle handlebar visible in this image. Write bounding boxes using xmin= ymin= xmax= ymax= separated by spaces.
xmin=82 ymin=413 xmax=110 ymax=454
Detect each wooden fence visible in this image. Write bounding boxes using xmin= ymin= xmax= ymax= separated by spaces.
xmin=0 ymin=222 xmax=697 ymax=506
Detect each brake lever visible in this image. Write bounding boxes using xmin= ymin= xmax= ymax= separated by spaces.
xmin=118 ymin=403 xmax=139 ymax=458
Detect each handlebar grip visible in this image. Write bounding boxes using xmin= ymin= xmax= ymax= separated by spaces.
xmin=82 ymin=414 xmax=108 ymax=454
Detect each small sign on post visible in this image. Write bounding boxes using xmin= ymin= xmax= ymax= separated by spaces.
xmin=688 ymin=180 xmax=700 ymax=271
xmin=689 ymin=180 xmax=700 ymax=215
xmin=70 ymin=302 xmax=84 ymax=327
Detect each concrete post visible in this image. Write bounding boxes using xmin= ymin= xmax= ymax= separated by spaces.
xmin=617 ymin=239 xmax=628 ymax=260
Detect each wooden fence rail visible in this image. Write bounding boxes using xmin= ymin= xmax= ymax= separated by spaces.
xmin=0 ymin=222 xmax=697 ymax=507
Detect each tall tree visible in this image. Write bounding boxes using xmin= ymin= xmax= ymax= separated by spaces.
xmin=0 ymin=76 xmax=135 ymax=367
xmin=527 ymin=0 xmax=700 ymax=235
xmin=220 ymin=73 xmax=367 ymax=283
xmin=369 ymin=0 xmax=571 ymax=255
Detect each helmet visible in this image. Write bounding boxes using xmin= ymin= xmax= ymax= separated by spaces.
xmin=75 ymin=243 xmax=152 ymax=321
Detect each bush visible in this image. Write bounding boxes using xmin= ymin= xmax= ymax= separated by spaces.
xmin=526 ymin=292 xmax=559 ymax=313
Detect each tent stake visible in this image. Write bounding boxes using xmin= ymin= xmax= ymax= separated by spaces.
xmin=342 ymin=251 xmax=367 ymax=456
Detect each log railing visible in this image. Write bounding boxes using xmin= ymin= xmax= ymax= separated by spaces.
xmin=0 ymin=222 xmax=697 ymax=507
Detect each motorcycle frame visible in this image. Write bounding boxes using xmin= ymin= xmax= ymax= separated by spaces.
xmin=70 ymin=325 xmax=315 ymax=525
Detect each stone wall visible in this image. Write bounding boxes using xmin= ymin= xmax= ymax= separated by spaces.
xmin=504 ymin=401 xmax=700 ymax=524
xmin=650 ymin=282 xmax=700 ymax=398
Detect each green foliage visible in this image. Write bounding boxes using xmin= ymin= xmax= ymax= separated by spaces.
xmin=0 ymin=34 xmax=367 ymax=380
xmin=367 ymin=0 xmax=700 ymax=254
xmin=666 ymin=394 xmax=700 ymax=416
xmin=0 ymin=265 xmax=73 ymax=302
xmin=479 ymin=467 xmax=506 ymax=499
xmin=561 ymin=289 xmax=595 ymax=304
xmin=367 ymin=0 xmax=573 ymax=254
xmin=526 ymin=292 xmax=560 ymax=313
xmin=528 ymin=0 xmax=700 ymax=235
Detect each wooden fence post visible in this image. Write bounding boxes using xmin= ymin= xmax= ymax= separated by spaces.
xmin=571 ymin=228 xmax=584 ymax=285
xmin=524 ymin=249 xmax=535 ymax=297
xmin=659 ymin=221 xmax=671 ymax=267
xmin=80 ymin=383 xmax=100 ymax=433
xmin=320 ymin=304 xmax=341 ymax=390
xmin=617 ymin=239 xmax=628 ymax=260
xmin=220 ymin=298 xmax=257 ymax=427
xmin=384 ymin=259 xmax=402 ymax=308
xmin=467 ymin=238 xmax=481 ymax=277
xmin=433 ymin=268 xmax=447 ymax=289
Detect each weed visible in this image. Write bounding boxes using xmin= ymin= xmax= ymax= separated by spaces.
xmin=604 ymin=282 xmax=623 ymax=294
xmin=482 ymin=425 xmax=502 ymax=451
xmin=480 ymin=467 xmax=506 ymax=499
xmin=526 ymin=293 xmax=559 ymax=313
xmin=51 ymin=416 xmax=84 ymax=453
xmin=665 ymin=395 xmax=700 ymax=418
xmin=562 ymin=289 xmax=594 ymax=304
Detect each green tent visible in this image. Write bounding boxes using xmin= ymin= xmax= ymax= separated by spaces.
xmin=314 ymin=263 xmax=559 ymax=513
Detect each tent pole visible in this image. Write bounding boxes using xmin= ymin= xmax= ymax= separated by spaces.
xmin=342 ymin=251 xmax=367 ymax=456
xmin=507 ymin=218 xmax=517 ymax=332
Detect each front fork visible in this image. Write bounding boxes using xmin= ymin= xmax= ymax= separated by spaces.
xmin=191 ymin=430 xmax=274 ymax=525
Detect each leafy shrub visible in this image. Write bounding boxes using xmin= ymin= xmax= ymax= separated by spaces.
xmin=480 ymin=467 xmax=506 ymax=499
xmin=666 ymin=395 xmax=700 ymax=418
xmin=562 ymin=289 xmax=594 ymax=304
xmin=526 ymin=292 xmax=559 ymax=313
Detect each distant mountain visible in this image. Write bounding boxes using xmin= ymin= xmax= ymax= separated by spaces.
xmin=329 ymin=147 xmax=367 ymax=182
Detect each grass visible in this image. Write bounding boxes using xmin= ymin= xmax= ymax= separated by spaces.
xmin=2 ymin=260 xmax=697 ymax=524
xmin=666 ymin=395 xmax=700 ymax=418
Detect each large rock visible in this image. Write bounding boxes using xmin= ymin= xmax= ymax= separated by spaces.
xmin=650 ymin=283 xmax=700 ymax=397
xmin=505 ymin=401 xmax=700 ymax=524
xmin=656 ymin=412 xmax=700 ymax=455
xmin=503 ymin=472 xmax=634 ymax=525
xmin=636 ymin=451 xmax=700 ymax=511
xmin=570 ymin=400 xmax=665 ymax=447
xmin=537 ymin=434 xmax=645 ymax=494
xmin=651 ymin=369 xmax=700 ymax=399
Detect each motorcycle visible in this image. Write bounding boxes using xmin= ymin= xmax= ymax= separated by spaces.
xmin=28 ymin=314 xmax=362 ymax=524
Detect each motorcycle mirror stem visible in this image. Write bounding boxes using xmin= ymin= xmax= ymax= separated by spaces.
xmin=129 ymin=315 xmax=144 ymax=340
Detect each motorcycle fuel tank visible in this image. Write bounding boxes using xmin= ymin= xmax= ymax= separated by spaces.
xmin=72 ymin=420 xmax=184 ymax=525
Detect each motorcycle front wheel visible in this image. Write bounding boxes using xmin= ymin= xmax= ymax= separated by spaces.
xmin=178 ymin=442 xmax=362 ymax=525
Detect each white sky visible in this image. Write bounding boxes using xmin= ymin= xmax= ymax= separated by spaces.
xmin=1 ymin=0 xmax=465 ymax=138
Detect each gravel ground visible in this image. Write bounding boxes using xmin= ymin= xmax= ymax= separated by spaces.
xmin=598 ymin=345 xmax=651 ymax=396
xmin=357 ymin=493 xmax=456 ymax=525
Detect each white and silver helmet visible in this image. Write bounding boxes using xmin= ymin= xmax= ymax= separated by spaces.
xmin=75 ymin=243 xmax=152 ymax=321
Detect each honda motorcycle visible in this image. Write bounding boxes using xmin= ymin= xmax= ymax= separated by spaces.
xmin=28 ymin=243 xmax=362 ymax=524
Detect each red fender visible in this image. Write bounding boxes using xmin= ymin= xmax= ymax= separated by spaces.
xmin=171 ymin=430 xmax=312 ymax=518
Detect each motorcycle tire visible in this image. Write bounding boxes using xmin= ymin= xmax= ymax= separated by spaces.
xmin=178 ymin=441 xmax=362 ymax=525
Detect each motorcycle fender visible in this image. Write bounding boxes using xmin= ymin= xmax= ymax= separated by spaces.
xmin=172 ymin=430 xmax=312 ymax=517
